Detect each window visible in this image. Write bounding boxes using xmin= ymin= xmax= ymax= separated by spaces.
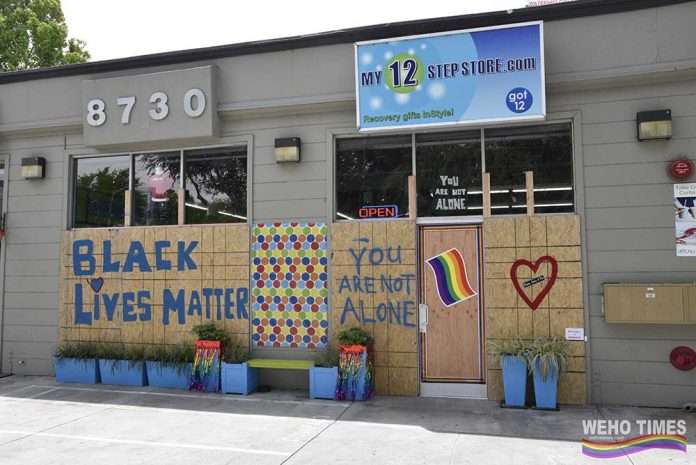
xmin=416 ymin=131 xmax=482 ymax=217
xmin=73 ymin=156 xmax=130 ymax=227
xmin=72 ymin=145 xmax=247 ymax=228
xmin=132 ymin=152 xmax=179 ymax=226
xmin=335 ymin=123 xmax=574 ymax=220
xmin=484 ymin=123 xmax=574 ymax=214
xmin=184 ymin=147 xmax=247 ymax=224
xmin=335 ymin=135 xmax=412 ymax=220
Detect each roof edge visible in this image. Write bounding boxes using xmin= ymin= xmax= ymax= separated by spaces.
xmin=0 ymin=0 xmax=692 ymax=85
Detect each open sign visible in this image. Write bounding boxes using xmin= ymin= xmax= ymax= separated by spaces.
xmin=358 ymin=205 xmax=399 ymax=219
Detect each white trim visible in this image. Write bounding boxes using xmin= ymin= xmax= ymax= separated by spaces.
xmin=420 ymin=382 xmax=487 ymax=399
xmin=355 ymin=20 xmax=544 ymax=46
xmin=0 ymin=155 xmax=8 ymax=374
xmin=416 ymin=216 xmax=483 ymax=225
xmin=358 ymin=114 xmax=546 ymax=134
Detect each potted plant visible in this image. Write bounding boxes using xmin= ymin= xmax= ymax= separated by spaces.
xmin=310 ymin=348 xmax=339 ymax=400
xmin=220 ymin=336 xmax=256 ymax=395
xmin=492 ymin=338 xmax=530 ymax=408
xmin=53 ymin=342 xmax=100 ymax=384
xmin=336 ymin=327 xmax=373 ymax=401
xmin=528 ymin=337 xmax=569 ymax=410
xmin=190 ymin=323 xmax=227 ymax=392
xmin=144 ymin=344 xmax=194 ymax=390
xmin=96 ymin=344 xmax=147 ymax=387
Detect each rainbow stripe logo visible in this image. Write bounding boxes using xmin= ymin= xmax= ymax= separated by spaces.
xmin=426 ymin=248 xmax=477 ymax=307
xmin=582 ymin=434 xmax=687 ymax=458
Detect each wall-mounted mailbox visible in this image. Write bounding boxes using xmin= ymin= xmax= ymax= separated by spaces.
xmin=603 ymin=283 xmax=696 ymax=324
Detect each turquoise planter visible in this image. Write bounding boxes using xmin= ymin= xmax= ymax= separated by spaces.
xmin=145 ymin=362 xmax=192 ymax=390
xmin=501 ymin=355 xmax=527 ymax=407
xmin=221 ymin=362 xmax=258 ymax=395
xmin=532 ymin=358 xmax=559 ymax=409
xmin=98 ymin=360 xmax=147 ymax=386
xmin=309 ymin=366 xmax=338 ymax=399
xmin=53 ymin=357 xmax=100 ymax=384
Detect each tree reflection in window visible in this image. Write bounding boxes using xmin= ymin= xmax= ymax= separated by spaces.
xmin=335 ymin=135 xmax=412 ymax=220
xmin=74 ymin=156 xmax=129 ymax=228
xmin=184 ymin=147 xmax=247 ymax=224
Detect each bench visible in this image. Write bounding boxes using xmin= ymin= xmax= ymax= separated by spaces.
xmin=245 ymin=359 xmax=334 ymax=398
xmin=246 ymin=358 xmax=314 ymax=370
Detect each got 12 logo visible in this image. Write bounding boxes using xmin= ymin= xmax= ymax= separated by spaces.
xmin=506 ymin=87 xmax=533 ymax=114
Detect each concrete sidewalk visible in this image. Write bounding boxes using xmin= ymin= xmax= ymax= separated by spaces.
xmin=0 ymin=376 xmax=693 ymax=465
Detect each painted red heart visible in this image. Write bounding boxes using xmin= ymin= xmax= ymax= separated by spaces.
xmin=510 ymin=256 xmax=558 ymax=311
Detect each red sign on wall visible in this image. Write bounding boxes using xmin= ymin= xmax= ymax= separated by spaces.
xmin=669 ymin=159 xmax=694 ymax=181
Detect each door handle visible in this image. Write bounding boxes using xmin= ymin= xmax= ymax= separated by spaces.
xmin=419 ymin=304 xmax=428 ymax=333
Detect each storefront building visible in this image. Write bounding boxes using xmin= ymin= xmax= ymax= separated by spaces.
xmin=0 ymin=0 xmax=695 ymax=407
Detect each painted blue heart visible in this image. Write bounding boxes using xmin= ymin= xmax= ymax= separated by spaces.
xmin=89 ymin=277 xmax=104 ymax=293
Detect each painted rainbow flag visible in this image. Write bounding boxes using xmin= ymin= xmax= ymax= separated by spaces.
xmin=582 ymin=434 xmax=687 ymax=459
xmin=426 ymin=248 xmax=477 ymax=307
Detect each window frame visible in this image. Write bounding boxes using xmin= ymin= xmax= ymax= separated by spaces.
xmin=332 ymin=119 xmax=575 ymax=223
xmin=68 ymin=140 xmax=252 ymax=230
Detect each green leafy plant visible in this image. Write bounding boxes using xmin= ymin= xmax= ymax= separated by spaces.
xmin=315 ymin=347 xmax=339 ymax=368
xmin=527 ymin=337 xmax=569 ymax=381
xmin=491 ymin=338 xmax=531 ymax=358
xmin=144 ymin=344 xmax=195 ymax=371
xmin=191 ymin=323 xmax=230 ymax=347
xmin=96 ymin=344 xmax=146 ymax=373
xmin=222 ymin=337 xmax=249 ymax=364
xmin=337 ymin=327 xmax=373 ymax=346
xmin=54 ymin=342 xmax=97 ymax=360
xmin=191 ymin=323 xmax=248 ymax=364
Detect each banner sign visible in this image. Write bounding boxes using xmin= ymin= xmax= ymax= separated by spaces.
xmin=354 ymin=22 xmax=545 ymax=132
xmin=675 ymin=183 xmax=696 ymax=256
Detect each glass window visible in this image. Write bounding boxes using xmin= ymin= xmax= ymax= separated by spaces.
xmin=132 ymin=152 xmax=180 ymax=226
xmin=416 ymin=131 xmax=482 ymax=217
xmin=335 ymin=135 xmax=412 ymax=220
xmin=184 ymin=146 xmax=247 ymax=224
xmin=73 ymin=156 xmax=130 ymax=228
xmin=484 ymin=123 xmax=574 ymax=215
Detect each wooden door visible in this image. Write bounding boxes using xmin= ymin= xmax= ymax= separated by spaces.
xmin=420 ymin=226 xmax=483 ymax=382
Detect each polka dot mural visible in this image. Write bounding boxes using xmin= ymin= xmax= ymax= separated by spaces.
xmin=251 ymin=223 xmax=329 ymax=349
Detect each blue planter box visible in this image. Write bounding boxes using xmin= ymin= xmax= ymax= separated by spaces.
xmin=145 ymin=361 xmax=192 ymax=390
xmin=221 ymin=362 xmax=258 ymax=395
xmin=501 ymin=355 xmax=527 ymax=407
xmin=98 ymin=360 xmax=147 ymax=386
xmin=532 ymin=358 xmax=559 ymax=410
xmin=53 ymin=357 xmax=100 ymax=384
xmin=309 ymin=366 xmax=338 ymax=399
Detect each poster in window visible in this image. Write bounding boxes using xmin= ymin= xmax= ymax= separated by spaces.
xmin=675 ymin=183 xmax=696 ymax=256
xmin=432 ymin=175 xmax=468 ymax=214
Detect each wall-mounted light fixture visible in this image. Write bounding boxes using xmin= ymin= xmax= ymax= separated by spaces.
xmin=274 ymin=137 xmax=301 ymax=163
xmin=21 ymin=156 xmax=46 ymax=179
xmin=637 ymin=109 xmax=672 ymax=141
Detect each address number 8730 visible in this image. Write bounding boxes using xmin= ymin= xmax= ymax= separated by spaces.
xmin=86 ymin=88 xmax=206 ymax=127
